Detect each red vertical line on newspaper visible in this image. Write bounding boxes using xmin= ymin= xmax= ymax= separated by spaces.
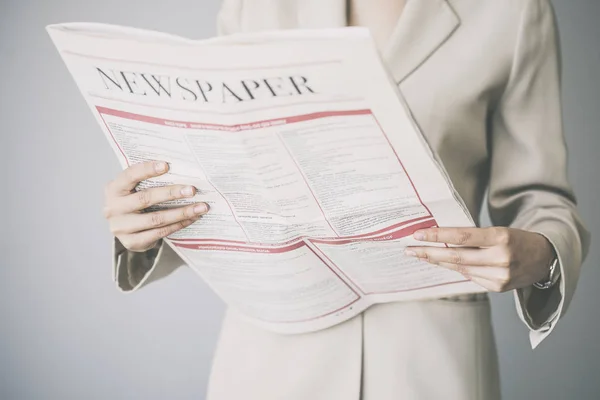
xmin=370 ymin=114 xmax=435 ymax=220
xmin=180 ymin=135 xmax=252 ymax=242
xmin=274 ymin=133 xmax=340 ymax=237
xmin=307 ymin=219 xmax=447 ymax=295
xmin=180 ymin=241 xmax=362 ymax=324
xmin=304 ymin=241 xmax=362 ymax=299
xmin=98 ymin=110 xmax=130 ymax=166
xmin=306 ymin=240 xmax=367 ymax=296
xmin=437 ymin=224 xmax=451 ymax=249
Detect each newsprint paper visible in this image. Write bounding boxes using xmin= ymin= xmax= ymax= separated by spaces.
xmin=47 ymin=23 xmax=486 ymax=334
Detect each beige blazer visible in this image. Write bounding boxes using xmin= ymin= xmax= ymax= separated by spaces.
xmin=112 ymin=0 xmax=590 ymax=398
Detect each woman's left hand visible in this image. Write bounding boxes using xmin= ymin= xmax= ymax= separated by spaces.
xmin=405 ymin=227 xmax=556 ymax=292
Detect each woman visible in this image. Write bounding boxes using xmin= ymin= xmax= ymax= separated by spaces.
xmin=103 ymin=0 xmax=590 ymax=399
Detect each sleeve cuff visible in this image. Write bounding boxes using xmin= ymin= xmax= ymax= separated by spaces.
xmin=112 ymin=237 xmax=184 ymax=293
xmin=513 ymin=225 xmax=569 ymax=349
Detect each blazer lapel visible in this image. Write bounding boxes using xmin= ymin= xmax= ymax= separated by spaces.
xmin=292 ymin=0 xmax=460 ymax=83
xmin=383 ymin=0 xmax=461 ymax=83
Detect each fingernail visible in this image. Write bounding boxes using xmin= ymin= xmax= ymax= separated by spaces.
xmin=404 ymin=249 xmax=417 ymax=257
xmin=413 ymin=231 xmax=425 ymax=241
xmin=181 ymin=186 xmax=194 ymax=197
xmin=194 ymin=203 xmax=208 ymax=214
xmin=155 ymin=162 xmax=167 ymax=173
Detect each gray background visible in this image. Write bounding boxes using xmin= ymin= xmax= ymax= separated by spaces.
xmin=1 ymin=0 xmax=598 ymax=399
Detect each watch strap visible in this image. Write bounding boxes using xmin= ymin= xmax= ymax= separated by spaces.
xmin=533 ymin=257 xmax=560 ymax=290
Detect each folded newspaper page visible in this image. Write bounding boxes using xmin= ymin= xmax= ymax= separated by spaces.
xmin=47 ymin=23 xmax=486 ymax=334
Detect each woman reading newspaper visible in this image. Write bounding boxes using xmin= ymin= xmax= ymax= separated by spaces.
xmin=102 ymin=0 xmax=589 ymax=399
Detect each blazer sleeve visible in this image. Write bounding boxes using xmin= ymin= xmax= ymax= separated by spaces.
xmin=487 ymin=0 xmax=590 ymax=348
xmin=110 ymin=0 xmax=245 ymax=293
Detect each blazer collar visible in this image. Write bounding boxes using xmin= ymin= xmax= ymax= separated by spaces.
xmin=295 ymin=0 xmax=461 ymax=83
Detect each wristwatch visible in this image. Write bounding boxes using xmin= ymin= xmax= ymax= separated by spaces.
xmin=533 ymin=257 xmax=560 ymax=290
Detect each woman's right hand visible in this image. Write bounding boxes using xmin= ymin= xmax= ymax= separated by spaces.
xmin=103 ymin=160 xmax=209 ymax=252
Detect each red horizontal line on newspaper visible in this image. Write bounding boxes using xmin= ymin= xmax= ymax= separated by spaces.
xmin=170 ymin=236 xmax=301 ymax=246
xmin=96 ymin=106 xmax=372 ymax=131
xmin=337 ymin=216 xmax=433 ymax=240
xmin=186 ymin=119 xmax=286 ymax=131
xmin=172 ymin=220 xmax=437 ymax=252
xmin=169 ymin=216 xmax=434 ymax=244
xmin=173 ymin=241 xmax=305 ymax=253
xmin=310 ymin=219 xmax=436 ymax=245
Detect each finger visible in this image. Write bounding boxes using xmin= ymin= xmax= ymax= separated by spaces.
xmin=412 ymin=227 xmax=507 ymax=247
xmin=436 ymin=261 xmax=476 ymax=278
xmin=430 ymin=261 xmax=502 ymax=292
xmin=469 ymin=275 xmax=512 ymax=293
xmin=119 ymin=218 xmax=199 ymax=252
xmin=405 ymin=246 xmax=497 ymax=267
xmin=110 ymin=184 xmax=198 ymax=215
xmin=107 ymin=161 xmax=169 ymax=197
xmin=468 ymin=276 xmax=501 ymax=292
xmin=437 ymin=262 xmax=512 ymax=291
xmin=110 ymin=202 xmax=209 ymax=235
xmin=436 ymin=262 xmax=499 ymax=278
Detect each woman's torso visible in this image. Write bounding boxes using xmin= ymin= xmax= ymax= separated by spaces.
xmin=207 ymin=1 xmax=524 ymax=399
xmin=219 ymin=0 xmax=518 ymax=219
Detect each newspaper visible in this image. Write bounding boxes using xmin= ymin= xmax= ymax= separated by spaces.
xmin=47 ymin=23 xmax=486 ymax=334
